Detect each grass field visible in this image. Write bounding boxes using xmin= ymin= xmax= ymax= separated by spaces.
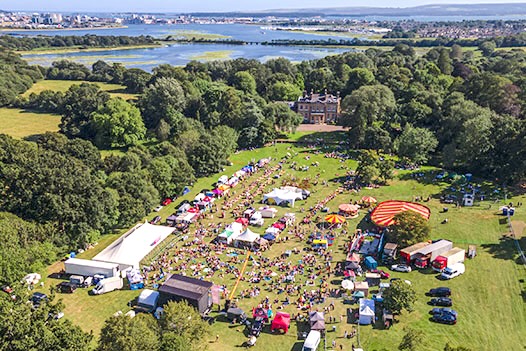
xmin=24 ymin=80 xmax=137 ymax=100
xmin=0 ymin=108 xmax=61 ymax=139
xmin=38 ymin=139 xmax=526 ymax=351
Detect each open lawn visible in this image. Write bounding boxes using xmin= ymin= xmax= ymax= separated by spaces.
xmin=40 ymin=138 xmax=526 ymax=350
xmin=24 ymin=80 xmax=138 ymax=100
xmin=0 ymin=108 xmax=61 ymax=139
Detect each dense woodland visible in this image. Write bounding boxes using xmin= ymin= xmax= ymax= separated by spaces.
xmin=0 ymin=34 xmax=525 ymax=349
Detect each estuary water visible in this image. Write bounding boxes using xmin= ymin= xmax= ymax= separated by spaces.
xmin=15 ymin=24 xmax=356 ymax=70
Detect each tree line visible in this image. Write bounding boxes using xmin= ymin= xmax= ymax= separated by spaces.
xmin=0 ymin=34 xmax=155 ymax=51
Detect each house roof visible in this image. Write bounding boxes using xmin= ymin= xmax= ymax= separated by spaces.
xmin=159 ymin=274 xmax=213 ymax=301
xmin=298 ymin=92 xmax=340 ymax=104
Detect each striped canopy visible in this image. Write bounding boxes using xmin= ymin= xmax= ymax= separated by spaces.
xmin=361 ymin=196 xmax=377 ymax=203
xmin=370 ymin=200 xmax=431 ymax=227
xmin=339 ymin=204 xmax=359 ymax=213
xmin=325 ymin=214 xmax=346 ymax=224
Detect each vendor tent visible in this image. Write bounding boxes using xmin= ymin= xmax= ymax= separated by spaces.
xmin=234 ymin=229 xmax=260 ymax=249
xmin=218 ymin=175 xmax=228 ymax=184
xmin=354 ymin=281 xmax=369 ymax=297
xmin=263 ymin=188 xmax=303 ymax=207
xmin=259 ymin=207 xmax=278 ymax=218
xmin=359 ymin=299 xmax=375 ymax=325
xmin=309 ymin=311 xmax=326 ymax=331
xmin=217 ymin=222 xmax=243 ymax=245
xmin=93 ymin=222 xmax=175 ymax=269
xmin=271 ymin=312 xmax=291 ymax=333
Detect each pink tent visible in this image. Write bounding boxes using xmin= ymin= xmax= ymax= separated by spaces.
xmin=271 ymin=312 xmax=290 ymax=333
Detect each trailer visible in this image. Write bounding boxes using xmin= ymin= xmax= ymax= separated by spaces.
xmin=432 ymin=248 xmax=466 ymax=272
xmin=399 ymin=242 xmax=430 ymax=264
xmin=414 ymin=240 xmax=453 ymax=269
xmin=382 ymin=243 xmax=398 ymax=263
xmin=64 ymin=258 xmax=119 ymax=278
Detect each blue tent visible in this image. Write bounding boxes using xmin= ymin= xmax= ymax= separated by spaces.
xmin=182 ymin=186 xmax=191 ymax=195
xmin=364 ymin=256 xmax=378 ymax=270
xmin=263 ymin=233 xmax=276 ymax=241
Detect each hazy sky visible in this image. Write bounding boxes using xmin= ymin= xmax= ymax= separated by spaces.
xmin=3 ymin=0 xmax=526 ymax=13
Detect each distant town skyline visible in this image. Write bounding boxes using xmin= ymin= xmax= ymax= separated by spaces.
xmin=3 ymin=0 xmax=526 ymax=13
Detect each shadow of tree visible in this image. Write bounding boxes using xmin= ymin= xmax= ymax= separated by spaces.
xmin=481 ymin=236 xmax=523 ymax=264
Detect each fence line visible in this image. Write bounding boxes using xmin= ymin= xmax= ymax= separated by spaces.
xmin=506 ymin=213 xmax=526 ymax=267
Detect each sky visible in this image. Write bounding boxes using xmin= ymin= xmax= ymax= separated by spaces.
xmin=3 ymin=0 xmax=526 ymax=13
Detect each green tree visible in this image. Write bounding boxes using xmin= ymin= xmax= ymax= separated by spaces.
xmin=60 ymin=83 xmax=110 ymax=139
xmin=98 ymin=314 xmax=160 ymax=351
xmin=437 ymin=48 xmax=453 ymax=75
xmin=268 ymin=81 xmax=302 ymax=101
xmin=395 ymin=125 xmax=438 ymax=165
xmin=341 ymin=84 xmax=396 ymax=147
xmin=160 ymin=301 xmax=209 ymax=345
xmin=355 ymin=150 xmax=380 ymax=184
xmin=0 ymin=289 xmax=93 ymax=351
xmin=91 ymin=98 xmax=146 ymax=148
xmin=232 ymin=71 xmax=256 ymax=95
xmin=378 ymin=158 xmax=395 ymax=184
xmin=479 ymin=41 xmax=496 ymax=57
xmin=384 ymin=280 xmax=417 ymax=314
xmin=123 ymin=68 xmax=152 ymax=93
xmin=398 ymin=328 xmax=424 ymax=351
xmin=390 ymin=211 xmax=431 ymax=246
xmin=139 ymin=77 xmax=186 ymax=130
xmin=345 ymin=67 xmax=375 ymax=93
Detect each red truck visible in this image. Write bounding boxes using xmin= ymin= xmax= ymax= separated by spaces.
xmin=414 ymin=240 xmax=453 ymax=269
xmin=432 ymin=248 xmax=466 ymax=272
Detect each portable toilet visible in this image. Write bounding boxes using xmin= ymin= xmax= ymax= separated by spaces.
xmin=462 ymin=194 xmax=474 ymax=207
xmin=364 ymin=256 xmax=378 ymax=270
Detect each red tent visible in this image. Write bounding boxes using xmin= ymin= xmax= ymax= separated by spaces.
xmin=272 ymin=222 xmax=285 ymax=230
xmin=235 ymin=217 xmax=249 ymax=226
xmin=187 ymin=207 xmax=199 ymax=213
xmin=271 ymin=312 xmax=290 ymax=333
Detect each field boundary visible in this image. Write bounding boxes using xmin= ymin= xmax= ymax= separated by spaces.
xmin=507 ymin=215 xmax=526 ymax=267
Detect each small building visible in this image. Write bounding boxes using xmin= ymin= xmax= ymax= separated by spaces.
xmin=295 ymin=90 xmax=341 ymax=124
xmin=158 ymin=274 xmax=213 ymax=314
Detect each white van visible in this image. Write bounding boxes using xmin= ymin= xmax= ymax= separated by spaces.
xmin=302 ymin=330 xmax=321 ymax=351
xmin=441 ymin=262 xmax=465 ymax=280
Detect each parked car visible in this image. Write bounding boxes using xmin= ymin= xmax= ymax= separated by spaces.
xmin=429 ymin=297 xmax=452 ymax=306
xmin=150 ymin=215 xmax=162 ymax=224
xmin=430 ymin=308 xmax=458 ymax=318
xmin=391 ymin=264 xmax=412 ymax=273
xmin=371 ymin=269 xmax=390 ymax=279
xmin=162 ymin=198 xmax=172 ymax=206
xmin=440 ymin=263 xmax=465 ymax=280
xmin=427 ymin=287 xmax=451 ymax=297
xmin=154 ymin=205 xmax=163 ymax=212
xmin=57 ymin=282 xmax=77 ymax=294
xmin=31 ymin=292 xmax=48 ymax=308
xmin=431 ymin=313 xmax=457 ymax=325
